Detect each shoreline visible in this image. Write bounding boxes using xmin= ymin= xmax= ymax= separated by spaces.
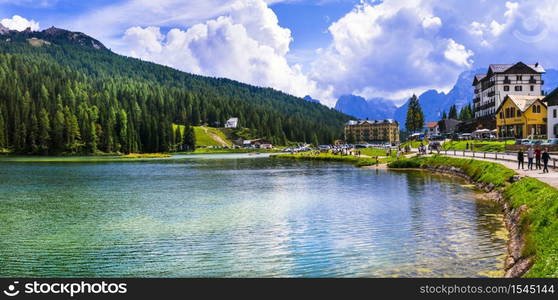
xmin=388 ymin=156 xmax=543 ymax=277
xmin=407 ymin=165 xmax=529 ymax=277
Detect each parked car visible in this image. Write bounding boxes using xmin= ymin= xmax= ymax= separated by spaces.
xmin=542 ymin=139 xmax=558 ymax=146
xmin=459 ymin=133 xmax=472 ymax=140
xmin=515 ymin=139 xmax=530 ymax=145
xmin=530 ymin=140 xmax=544 ymax=146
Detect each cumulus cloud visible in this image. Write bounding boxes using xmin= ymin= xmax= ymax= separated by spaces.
xmin=122 ymin=0 xmax=328 ymax=101
xmin=444 ymin=39 xmax=474 ymax=68
xmin=1 ymin=15 xmax=40 ymax=31
xmin=58 ymin=0 xmax=558 ymax=107
xmin=308 ymin=0 xmax=473 ymax=103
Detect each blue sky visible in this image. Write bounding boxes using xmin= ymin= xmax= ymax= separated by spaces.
xmin=1 ymin=0 xmax=557 ymax=106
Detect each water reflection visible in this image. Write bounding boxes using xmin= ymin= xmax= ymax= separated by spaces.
xmin=0 ymin=156 xmax=506 ymax=277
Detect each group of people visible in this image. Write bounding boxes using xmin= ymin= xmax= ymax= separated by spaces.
xmin=517 ymin=147 xmax=552 ymax=173
xmin=417 ymin=143 xmax=440 ymax=155
xmin=418 ymin=144 xmax=428 ymax=155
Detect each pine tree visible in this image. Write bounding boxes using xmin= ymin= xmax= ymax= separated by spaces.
xmin=0 ymin=107 xmax=5 ymax=149
xmin=312 ymin=133 xmax=319 ymax=147
xmin=448 ymin=105 xmax=458 ymax=119
xmin=405 ymin=95 xmax=424 ymax=133
xmin=38 ymin=108 xmax=50 ymax=154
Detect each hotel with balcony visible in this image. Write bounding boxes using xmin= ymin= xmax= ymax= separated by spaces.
xmin=473 ymin=62 xmax=545 ymax=120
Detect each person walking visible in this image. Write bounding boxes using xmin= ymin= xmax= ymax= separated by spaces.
xmin=535 ymin=147 xmax=542 ymax=170
xmin=542 ymin=148 xmax=551 ymax=173
xmin=517 ymin=149 xmax=525 ymax=170
xmin=527 ymin=147 xmax=535 ymax=170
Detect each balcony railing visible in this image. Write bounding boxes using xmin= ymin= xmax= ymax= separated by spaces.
xmin=487 ymin=91 xmax=495 ymax=97
xmin=473 ymin=97 xmax=480 ymax=103
xmin=504 ymin=79 xmax=511 ymax=84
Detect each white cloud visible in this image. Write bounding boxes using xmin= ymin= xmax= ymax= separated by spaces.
xmin=1 ymin=15 xmax=40 ymax=31
xmin=308 ymin=0 xmax=473 ymax=104
xmin=422 ymin=16 xmax=442 ymax=29
xmin=51 ymin=0 xmax=558 ymax=107
xmin=444 ymin=39 xmax=474 ymax=67
xmin=121 ymin=0 xmax=328 ymax=102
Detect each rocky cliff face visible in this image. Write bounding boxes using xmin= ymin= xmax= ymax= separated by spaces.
xmin=0 ymin=26 xmax=108 ymax=51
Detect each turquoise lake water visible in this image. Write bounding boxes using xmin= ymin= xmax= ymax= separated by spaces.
xmin=0 ymin=154 xmax=507 ymax=277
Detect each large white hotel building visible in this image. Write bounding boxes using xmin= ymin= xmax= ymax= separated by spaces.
xmin=473 ymin=62 xmax=545 ymax=119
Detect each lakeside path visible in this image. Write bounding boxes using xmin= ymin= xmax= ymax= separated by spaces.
xmin=421 ymin=150 xmax=558 ymax=188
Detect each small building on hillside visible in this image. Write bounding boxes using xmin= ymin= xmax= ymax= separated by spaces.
xmin=225 ymin=117 xmax=239 ymax=128
xmin=545 ymin=88 xmax=558 ymax=138
xmin=344 ymin=119 xmax=400 ymax=144
xmin=496 ymin=95 xmax=547 ymax=139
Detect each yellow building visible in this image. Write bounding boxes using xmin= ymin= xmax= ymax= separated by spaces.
xmin=496 ymin=95 xmax=547 ymax=139
xmin=344 ymin=120 xmax=400 ymax=143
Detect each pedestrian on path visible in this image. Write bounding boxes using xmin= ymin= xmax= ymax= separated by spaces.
xmin=517 ymin=149 xmax=525 ymax=170
xmin=542 ymin=148 xmax=551 ymax=173
xmin=535 ymin=147 xmax=542 ymax=170
xmin=527 ymin=147 xmax=535 ymax=170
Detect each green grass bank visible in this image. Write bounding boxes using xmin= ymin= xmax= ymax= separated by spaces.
xmin=272 ymin=152 xmax=397 ymax=167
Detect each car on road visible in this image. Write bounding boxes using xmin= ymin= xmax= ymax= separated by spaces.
xmin=542 ymin=139 xmax=558 ymax=146
xmin=515 ymin=139 xmax=530 ymax=145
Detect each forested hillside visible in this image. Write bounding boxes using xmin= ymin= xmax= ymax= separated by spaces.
xmin=0 ymin=27 xmax=350 ymax=155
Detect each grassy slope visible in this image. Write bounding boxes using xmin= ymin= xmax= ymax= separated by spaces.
xmin=173 ymin=124 xmax=234 ymax=147
xmin=359 ymin=148 xmax=396 ymax=157
xmin=401 ymin=140 xmax=429 ymax=148
xmin=504 ymin=178 xmax=558 ymax=278
xmin=389 ymin=156 xmax=515 ymax=187
xmin=390 ymin=155 xmax=558 ymax=277
xmin=442 ymin=140 xmax=507 ymax=152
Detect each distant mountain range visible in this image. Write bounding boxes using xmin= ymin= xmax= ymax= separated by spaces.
xmin=334 ymin=68 xmax=558 ymax=125
xmin=334 ymin=95 xmax=397 ymax=120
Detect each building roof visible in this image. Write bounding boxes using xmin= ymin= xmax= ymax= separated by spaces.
xmin=488 ymin=62 xmax=545 ymax=74
xmin=496 ymin=95 xmax=545 ymax=113
xmin=345 ymin=119 xmax=398 ymax=126
xmin=474 ymin=62 xmax=545 ymax=86
xmin=426 ymin=122 xmax=438 ymax=128
xmin=473 ymin=74 xmax=486 ymax=85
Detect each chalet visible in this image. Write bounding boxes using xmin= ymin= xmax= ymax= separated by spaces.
xmin=496 ymin=95 xmax=547 ymax=139
xmin=425 ymin=122 xmax=439 ymax=137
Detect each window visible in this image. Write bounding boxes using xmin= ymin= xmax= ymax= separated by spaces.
xmin=533 ymin=105 xmax=541 ymax=113
xmin=530 ymin=75 xmax=534 ymax=80
xmin=504 ymin=86 xmax=510 ymax=91
xmin=554 ymin=109 xmax=557 ymax=119
xmin=517 ymin=110 xmax=522 ymax=117
xmin=500 ymin=111 xmax=504 ymax=119
xmin=505 ymin=76 xmax=509 ymax=81
xmin=517 ymin=75 xmax=522 ymax=81
xmin=530 ymin=85 xmax=534 ymax=91
xmin=515 ymin=86 xmax=522 ymax=91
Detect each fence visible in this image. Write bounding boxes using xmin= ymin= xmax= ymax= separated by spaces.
xmin=437 ymin=149 xmax=558 ymax=169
